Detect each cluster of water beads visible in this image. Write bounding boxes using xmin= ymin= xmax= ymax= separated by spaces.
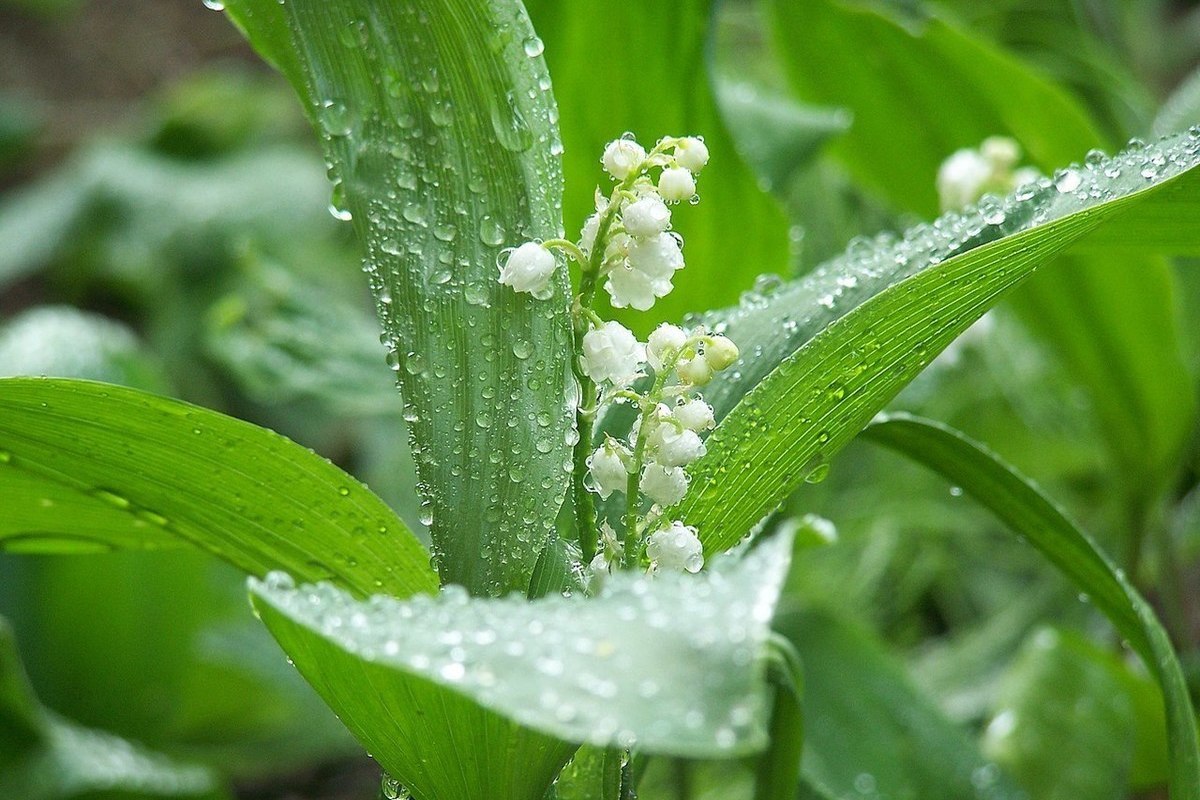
xmin=252 ymin=532 xmax=791 ymax=756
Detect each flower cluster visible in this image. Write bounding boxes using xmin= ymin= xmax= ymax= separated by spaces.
xmin=936 ymin=136 xmax=1040 ymax=212
xmin=496 ymin=133 xmax=733 ymax=578
xmin=583 ymin=320 xmax=737 ymax=575
xmin=498 ymin=134 xmax=708 ymax=309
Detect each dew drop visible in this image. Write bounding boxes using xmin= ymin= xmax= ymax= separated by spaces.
xmin=523 ymin=36 xmax=545 ymax=57
xmin=479 ymin=215 xmax=505 ymax=246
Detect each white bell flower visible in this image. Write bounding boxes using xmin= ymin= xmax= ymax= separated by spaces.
xmin=647 ymin=323 xmax=688 ymax=372
xmin=675 ymin=355 xmax=712 ymax=387
xmin=936 ymin=148 xmax=992 ymax=211
xmin=658 ymin=167 xmax=696 ymax=202
xmin=675 ymin=397 xmax=715 ymax=431
xmin=703 ymin=335 xmax=739 ymax=371
xmin=640 ymin=463 xmax=689 ymax=506
xmin=646 ymin=521 xmax=704 ymax=573
xmin=622 ymin=196 xmax=671 ymax=238
xmin=648 ymin=419 xmax=706 ymax=467
xmin=579 ymin=213 xmax=601 ymax=257
xmin=580 ymin=321 xmax=645 ymax=386
xmin=605 ymin=264 xmax=670 ymax=311
xmin=627 ymin=232 xmax=683 ymax=279
xmin=498 ymin=242 xmax=557 ymax=299
xmin=586 ymin=437 xmax=631 ymax=499
xmin=674 ymin=137 xmax=710 ymax=173
xmin=602 ymin=138 xmax=647 ymax=180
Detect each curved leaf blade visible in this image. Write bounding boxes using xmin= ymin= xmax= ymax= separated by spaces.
xmin=223 ymin=0 xmax=574 ymax=596
xmin=0 ymin=378 xmax=437 ymax=599
xmin=676 ymin=135 xmax=1200 ymax=552
xmin=247 ymin=532 xmax=794 ymax=798
xmin=861 ymin=413 xmax=1200 ymax=800
xmin=764 ymin=0 xmax=1195 ymax=483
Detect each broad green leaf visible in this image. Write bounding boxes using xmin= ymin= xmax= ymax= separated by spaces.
xmin=248 ymin=534 xmax=794 ymax=799
xmin=861 ymin=413 xmax=1200 ymax=799
xmin=776 ymin=608 xmax=1021 ymax=800
xmin=552 ymin=747 xmax=622 ymax=800
xmin=0 ymin=378 xmax=437 ymax=599
xmin=525 ymin=0 xmax=790 ymax=333
xmin=764 ymin=0 xmax=1195 ymax=484
xmin=0 ymin=618 xmax=224 ymax=800
xmin=222 ymin=0 xmax=574 ymax=597
xmin=981 ymin=628 xmax=1134 ymax=800
xmin=676 ymin=134 xmax=1200 ymax=553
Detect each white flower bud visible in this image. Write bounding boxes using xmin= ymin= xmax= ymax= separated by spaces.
xmin=675 ymin=355 xmax=712 ymax=386
xmin=981 ymin=136 xmax=1020 ymax=169
xmin=675 ymin=397 xmax=714 ymax=431
xmin=658 ymin=167 xmax=696 ymax=202
xmin=579 ymin=213 xmax=601 ymax=257
xmin=580 ymin=321 xmax=645 ymax=386
xmin=674 ymin=137 xmax=709 ymax=173
xmin=936 ymin=149 xmax=992 ymax=211
xmin=622 ymin=196 xmax=671 ymax=238
xmin=586 ymin=437 xmax=631 ymax=499
xmin=647 ymin=521 xmax=704 ymax=573
xmin=647 ymin=323 xmax=688 ymax=372
xmin=703 ymin=335 xmax=739 ymax=371
xmin=640 ymin=463 xmax=689 ymax=506
xmin=627 ymin=232 xmax=683 ymax=280
xmin=605 ymin=264 xmax=669 ymax=311
xmin=498 ymin=242 xmax=557 ymax=299
xmin=602 ymin=138 xmax=647 ymax=180
xmin=648 ymin=420 xmax=706 ymax=467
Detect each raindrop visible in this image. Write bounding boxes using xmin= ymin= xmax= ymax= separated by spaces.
xmin=201 ymin=0 xmax=225 ymax=9
xmin=1052 ymin=168 xmax=1081 ymax=193
xmin=523 ymin=36 xmax=545 ymax=57
xmin=479 ymin=215 xmax=505 ymax=246
xmin=317 ymin=99 xmax=356 ymax=137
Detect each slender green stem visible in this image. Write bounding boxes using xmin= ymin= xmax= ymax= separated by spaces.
xmin=622 ymin=368 xmax=672 ymax=569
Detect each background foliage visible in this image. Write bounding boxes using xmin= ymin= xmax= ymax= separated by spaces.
xmin=0 ymin=0 xmax=1199 ymax=798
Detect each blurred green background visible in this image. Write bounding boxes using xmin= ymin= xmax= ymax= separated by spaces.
xmin=1 ymin=0 xmax=1199 ymax=798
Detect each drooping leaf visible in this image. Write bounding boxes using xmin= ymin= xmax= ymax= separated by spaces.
xmin=247 ymin=534 xmax=794 ymax=799
xmin=0 ymin=618 xmax=43 ymax=760
xmin=763 ymin=0 xmax=1195 ymax=485
xmin=776 ymin=608 xmax=1022 ymax=800
xmin=222 ymin=0 xmax=575 ymax=597
xmin=675 ymin=133 xmax=1200 ymax=553
xmin=861 ymin=413 xmax=1200 ymax=799
xmin=525 ymin=0 xmax=791 ymax=333
xmin=753 ymin=634 xmax=805 ymax=800
xmin=0 ymin=378 xmax=437 ymax=599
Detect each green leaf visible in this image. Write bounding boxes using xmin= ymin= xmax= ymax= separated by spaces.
xmin=763 ymin=0 xmax=1195 ymax=484
xmin=222 ymin=0 xmax=575 ymax=597
xmin=1155 ymin=66 xmax=1200 ymax=138
xmin=526 ymin=0 xmax=790 ymax=333
xmin=981 ymin=628 xmax=1135 ymax=800
xmin=0 ymin=618 xmax=225 ymax=800
xmin=247 ymin=534 xmax=795 ymax=799
xmin=0 ymin=378 xmax=437 ymax=599
xmin=675 ymin=134 xmax=1200 ymax=553
xmin=861 ymin=413 xmax=1200 ymax=799
xmin=775 ymin=608 xmax=1021 ymax=800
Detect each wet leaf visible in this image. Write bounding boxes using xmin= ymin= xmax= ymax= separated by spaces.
xmin=862 ymin=414 xmax=1200 ymax=800
xmin=677 ymin=132 xmax=1200 ymax=553
xmin=222 ymin=0 xmax=575 ymax=596
xmin=248 ymin=534 xmax=794 ymax=798
xmin=0 ymin=378 xmax=437 ymax=599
